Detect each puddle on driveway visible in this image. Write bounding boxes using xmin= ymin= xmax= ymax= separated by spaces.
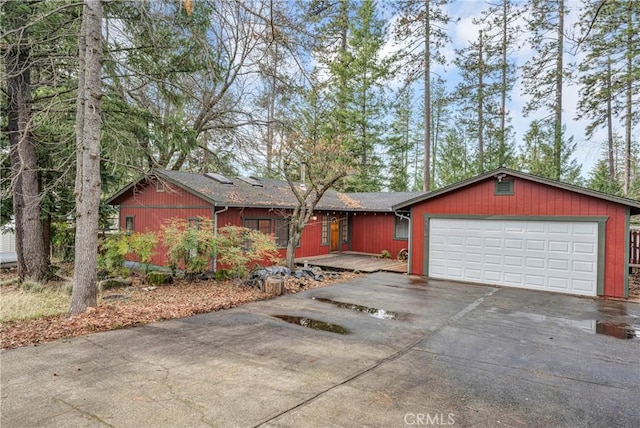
xmin=513 ymin=312 xmax=638 ymax=340
xmin=272 ymin=315 xmax=350 ymax=334
xmin=312 ymin=297 xmax=399 ymax=320
xmin=595 ymin=321 xmax=638 ymax=340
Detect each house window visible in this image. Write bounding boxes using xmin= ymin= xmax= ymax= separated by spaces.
xmin=321 ymin=214 xmax=329 ymax=245
xmin=188 ymin=217 xmax=201 ymax=230
xmin=244 ymin=219 xmax=272 ymax=235
xmin=156 ymin=182 xmax=165 ymax=192
xmin=244 ymin=217 xmax=290 ymax=248
xmin=394 ymin=216 xmax=409 ymax=240
xmin=495 ymin=179 xmax=514 ymax=195
xmin=125 ymin=216 xmax=134 ymax=233
xmin=274 ymin=218 xmax=289 ymax=248
xmin=341 ymin=216 xmax=348 ymax=243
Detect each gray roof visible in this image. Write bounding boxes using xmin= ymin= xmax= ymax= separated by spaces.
xmin=393 ymin=167 xmax=640 ymax=215
xmin=107 ymin=169 xmax=424 ymax=212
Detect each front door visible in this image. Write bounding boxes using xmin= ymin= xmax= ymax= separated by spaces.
xmin=330 ymin=218 xmax=340 ymax=252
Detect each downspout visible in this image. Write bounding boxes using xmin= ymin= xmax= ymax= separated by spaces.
xmin=394 ymin=211 xmax=411 ymax=274
xmin=213 ymin=205 xmax=229 ymax=271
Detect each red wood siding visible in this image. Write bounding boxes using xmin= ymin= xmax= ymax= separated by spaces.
xmin=409 ymin=178 xmax=629 ymax=298
xmin=118 ymin=182 xmax=214 ymax=266
xmin=116 ymin=180 xmax=335 ymax=265
xmin=350 ymin=213 xmax=408 ymax=257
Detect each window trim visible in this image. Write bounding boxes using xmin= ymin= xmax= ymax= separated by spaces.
xmin=494 ymin=179 xmax=514 ymax=196
xmin=394 ymin=216 xmax=409 ymax=240
xmin=321 ymin=214 xmax=329 ymax=246
xmin=125 ymin=215 xmax=135 ymax=234
xmin=243 ymin=217 xmax=294 ymax=249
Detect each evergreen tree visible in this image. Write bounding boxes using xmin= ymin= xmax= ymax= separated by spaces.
xmin=387 ymin=87 xmax=412 ymax=191
xmin=339 ymin=0 xmax=390 ymax=192
xmin=587 ymin=159 xmax=622 ymax=196
xmin=518 ymin=120 xmax=581 ymax=184
xmin=576 ymin=0 xmax=639 ymax=195
xmin=521 ymin=0 xmax=569 ymax=180
xmin=435 ymin=125 xmax=473 ymax=188
xmin=394 ymin=0 xmax=454 ymax=191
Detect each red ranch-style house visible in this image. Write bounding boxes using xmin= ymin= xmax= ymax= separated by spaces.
xmin=107 ymin=167 xmax=640 ymax=299
xmin=106 ymin=169 xmax=421 ymax=269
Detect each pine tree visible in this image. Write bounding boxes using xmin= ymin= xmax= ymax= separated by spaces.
xmin=576 ymin=0 xmax=639 ymax=195
xmin=387 ymin=87 xmax=413 ymax=191
xmin=521 ymin=0 xmax=569 ymax=180
xmin=435 ymin=125 xmax=473 ymax=188
xmin=394 ymin=0 xmax=453 ymax=191
xmin=587 ymin=159 xmax=622 ymax=196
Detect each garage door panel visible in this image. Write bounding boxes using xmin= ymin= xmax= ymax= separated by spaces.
xmin=548 ymin=277 xmax=569 ymax=289
xmin=526 ymin=257 xmax=545 ymax=269
xmin=504 ymin=255 xmax=523 ymax=267
xmin=504 ymin=239 xmax=523 ymax=249
xmin=429 ymin=219 xmax=598 ymax=296
xmin=548 ymin=241 xmax=570 ymax=253
xmin=526 ymin=240 xmax=546 ymax=251
xmin=573 ymin=261 xmax=595 ymax=273
xmin=548 ymin=259 xmax=569 ymax=271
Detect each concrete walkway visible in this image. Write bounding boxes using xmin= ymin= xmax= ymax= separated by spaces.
xmin=1 ymin=273 xmax=639 ymax=427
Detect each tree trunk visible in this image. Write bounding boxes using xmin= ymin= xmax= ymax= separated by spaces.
xmin=499 ymin=0 xmax=508 ymax=166
xmin=478 ymin=30 xmax=485 ymax=173
xmin=623 ymin=0 xmax=632 ymax=195
xmin=553 ymin=0 xmax=564 ymax=180
xmin=70 ymin=0 xmax=103 ymax=316
xmin=423 ymin=0 xmax=431 ymax=191
xmin=5 ymin=7 xmax=48 ymax=283
xmin=606 ymin=57 xmax=615 ymax=181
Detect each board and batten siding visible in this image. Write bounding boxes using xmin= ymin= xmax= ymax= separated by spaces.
xmin=350 ymin=213 xmax=407 ymax=256
xmin=118 ymin=183 xmax=214 ymax=266
xmin=409 ymin=178 xmax=629 ymax=298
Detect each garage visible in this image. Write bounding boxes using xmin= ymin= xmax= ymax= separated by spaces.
xmin=428 ymin=218 xmax=600 ymax=296
xmin=392 ymin=168 xmax=640 ymax=299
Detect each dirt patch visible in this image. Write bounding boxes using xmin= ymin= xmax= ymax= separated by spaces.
xmin=0 ymin=272 xmax=359 ymax=350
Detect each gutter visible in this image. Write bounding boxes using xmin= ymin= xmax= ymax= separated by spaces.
xmin=213 ymin=205 xmax=229 ymax=271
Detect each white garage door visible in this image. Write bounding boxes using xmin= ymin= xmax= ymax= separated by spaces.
xmin=428 ymin=218 xmax=599 ymax=296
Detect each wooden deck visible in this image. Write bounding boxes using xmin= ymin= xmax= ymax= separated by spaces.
xmin=295 ymin=252 xmax=408 ymax=273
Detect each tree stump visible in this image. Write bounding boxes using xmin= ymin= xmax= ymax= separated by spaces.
xmin=264 ymin=276 xmax=284 ymax=296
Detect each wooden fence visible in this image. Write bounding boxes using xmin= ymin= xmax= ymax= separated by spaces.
xmin=631 ymin=230 xmax=640 ymax=266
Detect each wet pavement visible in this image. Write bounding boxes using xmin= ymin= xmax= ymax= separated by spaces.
xmin=1 ymin=272 xmax=639 ymax=427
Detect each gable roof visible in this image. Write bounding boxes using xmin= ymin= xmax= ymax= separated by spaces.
xmin=106 ymin=169 xmax=424 ymax=212
xmin=392 ymin=167 xmax=640 ymax=215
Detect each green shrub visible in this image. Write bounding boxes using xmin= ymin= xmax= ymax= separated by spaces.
xmin=146 ymin=271 xmax=173 ymax=286
xmin=98 ymin=231 xmax=158 ymax=276
xmin=380 ymin=250 xmax=391 ymax=259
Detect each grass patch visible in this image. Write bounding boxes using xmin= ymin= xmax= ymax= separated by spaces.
xmin=0 ymin=283 xmax=71 ymax=322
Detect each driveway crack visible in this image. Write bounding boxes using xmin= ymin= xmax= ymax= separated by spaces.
xmin=253 ymin=287 xmax=499 ymax=427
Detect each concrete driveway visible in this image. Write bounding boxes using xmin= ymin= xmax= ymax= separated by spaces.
xmin=1 ymin=272 xmax=639 ymax=427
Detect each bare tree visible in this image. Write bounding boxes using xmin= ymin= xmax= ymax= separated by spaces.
xmin=281 ymin=135 xmax=352 ymax=270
